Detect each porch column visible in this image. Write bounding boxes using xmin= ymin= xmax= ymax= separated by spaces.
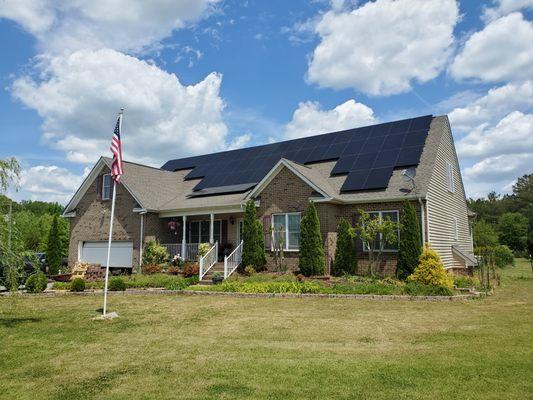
xmin=181 ymin=215 xmax=187 ymax=259
xmin=209 ymin=213 xmax=215 ymax=244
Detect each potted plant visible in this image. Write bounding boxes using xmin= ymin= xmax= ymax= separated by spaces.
xmin=212 ymin=272 xmax=223 ymax=284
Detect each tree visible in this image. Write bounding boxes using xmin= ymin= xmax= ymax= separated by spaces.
xmin=241 ymin=200 xmax=266 ymax=271
xmin=396 ymin=202 xmax=421 ymax=280
xmin=498 ymin=212 xmax=528 ymax=252
xmin=512 ymin=174 xmax=533 ymax=213
xmin=357 ymin=210 xmax=398 ymax=276
xmin=408 ymin=245 xmax=452 ymax=288
xmin=46 ymin=215 xmax=62 ymax=274
xmin=332 ymin=218 xmax=356 ymax=276
xmin=0 ymin=157 xmax=20 ymax=193
xmin=527 ymin=205 xmax=533 ymax=257
xmin=473 ymin=220 xmax=498 ymax=248
xmin=299 ymin=201 xmax=325 ymax=276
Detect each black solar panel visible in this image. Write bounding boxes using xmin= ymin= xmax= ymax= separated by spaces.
xmin=160 ymin=115 xmax=433 ymax=194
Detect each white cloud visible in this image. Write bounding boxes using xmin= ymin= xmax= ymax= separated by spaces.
xmin=285 ymin=99 xmax=376 ymax=139
xmin=11 ymin=49 xmax=228 ymax=166
xmin=12 ymin=165 xmax=88 ymax=204
xmin=450 ymin=13 xmax=533 ymax=83
xmin=462 ymin=153 xmax=533 ymax=199
xmin=307 ymin=0 xmax=459 ymax=96
xmin=482 ymin=0 xmax=533 ymax=22
xmin=0 ymin=0 xmax=219 ymax=53
xmin=448 ymin=81 xmax=533 ymax=132
xmin=456 ymin=111 xmax=533 ymax=158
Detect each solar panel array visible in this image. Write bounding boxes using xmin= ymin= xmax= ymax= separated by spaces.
xmin=160 ymin=115 xmax=433 ymax=194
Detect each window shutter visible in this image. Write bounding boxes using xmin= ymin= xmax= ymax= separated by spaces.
xmin=96 ymin=175 xmax=102 ymax=200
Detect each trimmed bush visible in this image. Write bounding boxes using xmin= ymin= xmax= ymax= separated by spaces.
xmin=198 ymin=243 xmax=211 ymax=259
xmin=404 ymin=282 xmax=453 ymax=296
xmin=241 ymin=199 xmax=267 ymax=272
xmin=494 ymin=244 xmax=515 ymax=268
xmin=25 ymin=271 xmax=48 ymax=293
xmin=182 ymin=263 xmax=199 ymax=278
xmin=108 ymin=277 xmax=126 ymax=291
xmin=408 ymin=245 xmax=453 ymax=288
xmin=453 ymin=275 xmax=478 ymax=289
xmin=332 ymin=218 xmax=357 ymax=276
xmin=142 ymin=240 xmax=169 ymax=266
xmin=397 ymin=202 xmax=421 ymax=280
xmin=299 ymin=201 xmax=325 ymax=276
xmin=142 ymin=263 xmax=163 ymax=275
xmin=46 ymin=215 xmax=62 ymax=275
xmin=70 ymin=278 xmax=86 ymax=292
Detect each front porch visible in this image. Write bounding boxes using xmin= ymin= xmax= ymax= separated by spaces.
xmin=159 ymin=212 xmax=245 ymax=261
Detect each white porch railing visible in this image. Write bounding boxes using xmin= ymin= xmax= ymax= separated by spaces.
xmin=162 ymin=243 xmax=200 ymax=261
xmin=199 ymin=241 xmax=218 ymax=280
xmin=224 ymin=240 xmax=243 ymax=279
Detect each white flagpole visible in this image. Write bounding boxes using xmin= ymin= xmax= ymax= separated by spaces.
xmin=102 ymin=180 xmax=117 ymax=316
xmin=102 ymin=109 xmax=123 ymax=317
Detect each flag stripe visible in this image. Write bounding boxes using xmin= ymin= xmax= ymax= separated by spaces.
xmin=110 ymin=115 xmax=123 ymax=183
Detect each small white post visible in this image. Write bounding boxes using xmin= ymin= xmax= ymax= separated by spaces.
xmin=224 ymin=255 xmax=228 ymax=278
xmin=181 ymin=215 xmax=187 ymax=259
xmin=138 ymin=213 xmax=144 ymax=271
xmin=199 ymin=257 xmax=203 ymax=280
xmin=103 ymin=181 xmax=117 ymax=316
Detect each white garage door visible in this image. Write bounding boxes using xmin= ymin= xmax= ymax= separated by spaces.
xmin=81 ymin=241 xmax=133 ymax=268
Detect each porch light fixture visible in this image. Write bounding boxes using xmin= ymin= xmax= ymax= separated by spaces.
xmin=229 ymin=216 xmax=235 ymax=225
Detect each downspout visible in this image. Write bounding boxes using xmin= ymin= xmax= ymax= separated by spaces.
xmin=418 ymin=196 xmax=426 ymax=246
xmin=139 ymin=211 xmax=146 ymax=272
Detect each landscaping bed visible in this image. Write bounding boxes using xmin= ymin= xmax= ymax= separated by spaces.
xmin=186 ymin=272 xmax=467 ymax=296
xmin=51 ymin=274 xmax=198 ymax=291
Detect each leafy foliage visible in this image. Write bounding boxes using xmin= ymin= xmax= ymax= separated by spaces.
xmin=141 ymin=264 xmax=163 ymax=274
xmin=408 ymin=245 xmax=453 ymax=288
xmin=528 ymin=205 xmax=533 ymax=257
xmin=0 ymin=157 xmax=20 ymax=193
xmin=46 ymin=215 xmax=62 ymax=274
xmin=396 ymin=202 xmax=421 ymax=280
xmin=108 ymin=277 xmax=126 ymax=291
xmin=241 ymin=199 xmax=266 ymax=272
xmin=498 ymin=212 xmax=528 ymax=252
xmin=25 ymin=271 xmax=48 ymax=293
xmin=494 ymin=245 xmax=515 ymax=268
xmin=299 ymin=201 xmax=325 ymax=276
xmin=357 ymin=209 xmax=398 ymax=276
xmin=332 ymin=218 xmax=357 ymax=276
xmin=70 ymin=278 xmax=86 ymax=292
xmin=473 ymin=220 xmax=498 ymax=248
xmin=142 ymin=240 xmax=169 ymax=266
xmin=182 ymin=263 xmax=199 ymax=277
xmin=404 ymin=282 xmax=453 ymax=296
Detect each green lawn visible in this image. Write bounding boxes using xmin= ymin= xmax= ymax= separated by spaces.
xmin=1 ymin=260 xmax=532 ymax=399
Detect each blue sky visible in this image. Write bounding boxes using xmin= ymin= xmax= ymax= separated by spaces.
xmin=0 ymin=0 xmax=532 ymax=203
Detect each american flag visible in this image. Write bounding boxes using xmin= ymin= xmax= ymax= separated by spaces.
xmin=110 ymin=114 xmax=123 ymax=183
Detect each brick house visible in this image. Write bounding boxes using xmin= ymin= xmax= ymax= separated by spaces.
xmin=62 ymin=115 xmax=476 ymax=277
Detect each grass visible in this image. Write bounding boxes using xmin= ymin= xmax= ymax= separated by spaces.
xmin=1 ymin=260 xmax=532 ymax=399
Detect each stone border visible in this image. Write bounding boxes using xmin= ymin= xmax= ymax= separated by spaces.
xmin=0 ymin=288 xmax=482 ymax=301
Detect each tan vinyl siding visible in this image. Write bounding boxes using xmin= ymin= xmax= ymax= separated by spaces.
xmin=426 ymin=118 xmax=474 ymax=269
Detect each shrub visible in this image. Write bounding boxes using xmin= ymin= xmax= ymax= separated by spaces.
xmin=198 ymin=243 xmax=211 ymax=259
xmin=241 ymin=199 xmax=266 ymax=272
xmin=164 ymin=276 xmax=198 ymax=290
xmin=494 ymin=244 xmax=515 ymax=268
xmin=453 ymin=275 xmax=478 ymax=289
xmin=404 ymin=282 xmax=453 ymax=296
xmin=108 ymin=277 xmax=126 ymax=291
xmin=408 ymin=245 xmax=453 ymax=288
xmin=397 ymin=202 xmax=421 ymax=280
xmin=473 ymin=220 xmax=498 ymax=248
xmin=218 ymin=280 xmax=323 ymax=294
xmin=244 ymin=265 xmax=256 ymax=276
xmin=142 ymin=263 xmax=163 ymax=275
xmin=142 ymin=240 xmax=169 ymax=266
xmin=332 ymin=218 xmax=357 ymax=276
xmin=70 ymin=278 xmax=86 ymax=292
xmin=167 ymin=266 xmax=180 ymax=275
xmin=25 ymin=271 xmax=47 ymax=293
xmin=182 ymin=263 xmax=199 ymax=278
xmin=299 ymin=201 xmax=325 ymax=277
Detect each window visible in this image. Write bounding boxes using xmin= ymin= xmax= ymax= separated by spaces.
xmin=453 ymin=217 xmax=459 ymax=241
xmin=446 ymin=161 xmax=455 ymax=193
xmin=189 ymin=220 xmax=221 ymax=243
xmin=272 ymin=213 xmax=301 ymax=251
xmin=363 ymin=210 xmax=400 ymax=251
xmin=102 ymin=174 xmax=112 ymax=200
